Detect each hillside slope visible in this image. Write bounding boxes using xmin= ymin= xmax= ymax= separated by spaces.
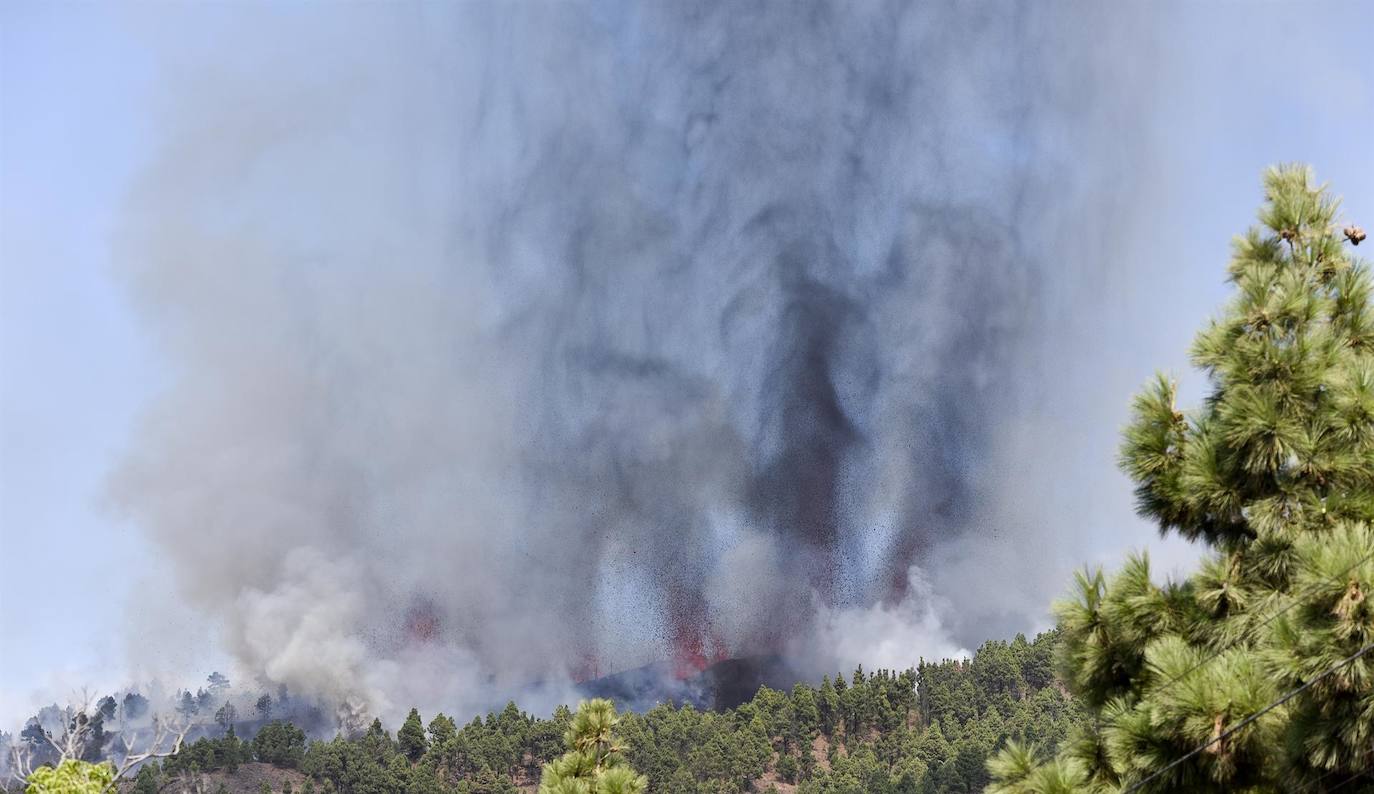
xmin=112 ymin=630 xmax=1075 ymax=794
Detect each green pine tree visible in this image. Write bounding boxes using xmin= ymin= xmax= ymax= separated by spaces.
xmin=130 ymin=763 xmax=161 ymax=794
xmin=990 ymin=165 xmax=1374 ymax=792
xmin=537 ymin=699 xmax=647 ymax=794
xmin=399 ymin=707 xmax=429 ymax=763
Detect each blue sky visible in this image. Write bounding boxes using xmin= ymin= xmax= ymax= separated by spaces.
xmin=1 ymin=4 xmax=167 ymax=715
xmin=1 ymin=2 xmax=1372 ymax=726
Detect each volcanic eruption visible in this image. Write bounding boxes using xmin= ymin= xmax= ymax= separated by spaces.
xmin=109 ymin=0 xmax=1162 ymax=724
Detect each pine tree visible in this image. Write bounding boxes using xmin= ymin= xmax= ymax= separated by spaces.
xmin=215 ymin=702 xmax=238 ymax=733
xmin=990 ymin=165 xmax=1374 ymax=791
xmin=818 ymin=675 xmax=839 ymax=736
xmin=428 ymin=712 xmax=457 ymax=748
xmin=791 ymin=683 xmax=821 ymax=742
xmin=537 ymin=699 xmax=647 ymax=794
xmin=130 ymin=763 xmax=161 ymax=794
xmin=361 ymin=717 xmax=396 ymax=764
xmin=398 ymin=707 xmax=428 ymax=763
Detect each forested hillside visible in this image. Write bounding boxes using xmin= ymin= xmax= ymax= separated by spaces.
xmin=87 ymin=631 xmax=1077 ymax=794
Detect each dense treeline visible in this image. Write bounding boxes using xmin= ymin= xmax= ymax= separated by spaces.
xmin=105 ymin=630 xmax=1076 ymax=794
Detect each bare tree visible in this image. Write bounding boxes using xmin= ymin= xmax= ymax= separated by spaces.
xmin=7 ymin=693 xmax=193 ymax=794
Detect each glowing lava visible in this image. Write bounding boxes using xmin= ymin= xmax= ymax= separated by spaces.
xmin=404 ymin=601 xmax=441 ymax=644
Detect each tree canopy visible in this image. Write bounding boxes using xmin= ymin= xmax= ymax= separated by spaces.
xmin=23 ymin=760 xmax=113 ymax=794
xmin=991 ymin=165 xmax=1374 ymax=792
xmin=538 ymin=699 xmax=647 ymax=794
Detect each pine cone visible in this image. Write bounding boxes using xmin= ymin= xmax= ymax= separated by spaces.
xmin=1344 ymin=225 xmax=1366 ymax=245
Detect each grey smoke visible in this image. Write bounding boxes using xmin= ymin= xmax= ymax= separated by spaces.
xmin=110 ymin=1 xmax=1167 ymax=722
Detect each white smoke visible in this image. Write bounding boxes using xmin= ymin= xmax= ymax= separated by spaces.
xmin=803 ymin=568 xmax=969 ymax=674
xmin=226 ymin=549 xmax=371 ymax=713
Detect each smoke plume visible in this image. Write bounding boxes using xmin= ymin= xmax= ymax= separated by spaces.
xmin=109 ymin=1 xmax=1165 ymax=723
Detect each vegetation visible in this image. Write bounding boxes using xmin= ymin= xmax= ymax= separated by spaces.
xmin=7 ymin=701 xmax=188 ymax=794
xmin=537 ymin=699 xmax=646 ymax=794
xmin=22 ymin=759 xmax=114 ymax=794
xmin=990 ymin=166 xmax=1374 ymax=792
xmin=24 ymin=631 xmax=1070 ymax=793
xmin=9 ymin=166 xmax=1366 ymax=794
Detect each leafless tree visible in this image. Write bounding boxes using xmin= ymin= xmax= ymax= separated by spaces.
xmin=7 ymin=692 xmax=193 ymax=793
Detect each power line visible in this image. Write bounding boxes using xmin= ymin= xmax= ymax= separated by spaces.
xmin=1123 ymin=639 xmax=1374 ymax=794
xmin=1100 ymin=537 xmax=1374 ymax=793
